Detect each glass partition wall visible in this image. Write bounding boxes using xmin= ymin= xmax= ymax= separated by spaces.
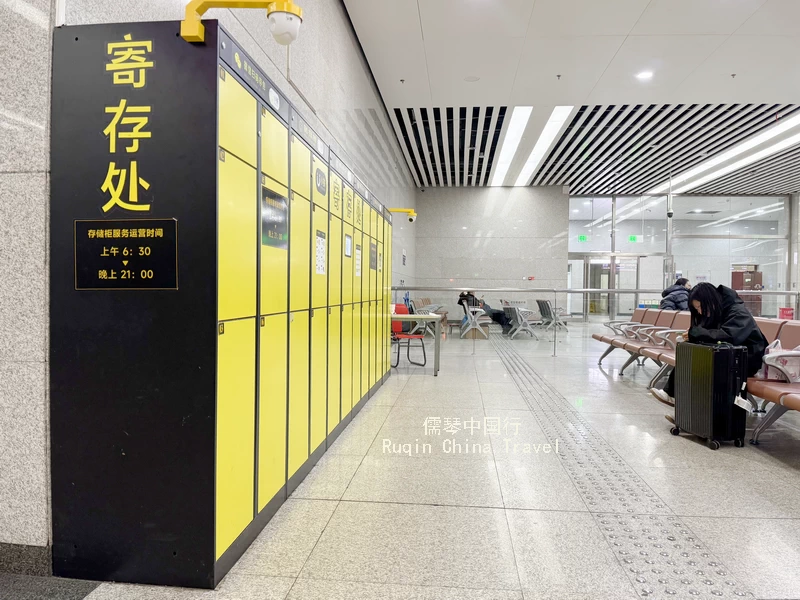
xmin=568 ymin=194 xmax=791 ymax=320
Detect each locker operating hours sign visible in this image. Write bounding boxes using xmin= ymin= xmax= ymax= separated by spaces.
xmin=74 ymin=218 xmax=178 ymax=290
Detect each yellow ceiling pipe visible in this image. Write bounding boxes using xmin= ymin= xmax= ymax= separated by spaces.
xmin=181 ymin=0 xmax=303 ymax=43
xmin=389 ymin=208 xmax=417 ymax=223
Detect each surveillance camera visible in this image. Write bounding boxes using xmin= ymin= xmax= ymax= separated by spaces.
xmin=408 ymin=214 xmax=417 ymax=223
xmin=667 ymin=209 xmax=674 ymax=218
xmin=268 ymin=11 xmax=302 ymax=45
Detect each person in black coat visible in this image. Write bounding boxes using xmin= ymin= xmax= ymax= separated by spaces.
xmin=650 ymin=283 xmax=767 ymax=417
xmin=659 ymin=278 xmax=690 ymax=311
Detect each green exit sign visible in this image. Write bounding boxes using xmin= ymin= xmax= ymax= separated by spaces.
xmin=577 ymin=235 xmax=589 ymax=242
xmin=629 ymin=235 xmax=643 ymax=243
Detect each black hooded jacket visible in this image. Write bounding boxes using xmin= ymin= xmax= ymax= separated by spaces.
xmin=688 ymin=285 xmax=767 ymax=376
xmin=660 ymin=284 xmax=689 ymax=311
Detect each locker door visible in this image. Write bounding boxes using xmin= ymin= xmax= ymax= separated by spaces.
xmin=218 ymin=152 xmax=257 ymax=322
xmin=369 ymin=239 xmax=377 ymax=301
xmin=370 ymin=207 xmax=378 ymax=242
xmin=352 ymin=232 xmax=363 ymax=304
xmin=258 ymin=314 xmax=287 ymax=509
xmin=310 ymin=308 xmax=327 ymax=452
xmin=361 ymin=302 xmax=370 ymax=397
xmin=342 ymin=223 xmax=354 ymax=305
xmin=343 ymin=184 xmax=354 ymax=226
xmin=288 ymin=311 xmax=309 ymax=477
xmin=261 ymin=107 xmax=288 ymax=187
xmin=329 ymin=171 xmax=343 ymax=220
xmin=289 ymin=192 xmax=310 ymax=312
xmin=216 ymin=318 xmax=256 ymax=560
xmin=219 ymin=68 xmax=256 ymax=167
xmin=354 ymin=194 xmax=364 ymax=233
xmin=311 ymin=204 xmax=328 ymax=309
xmin=328 ymin=215 xmax=342 ymax=306
xmin=311 ymin=155 xmax=329 ymax=209
xmin=341 ymin=304 xmax=353 ymax=418
xmin=260 ymin=177 xmax=289 ymax=315
xmin=361 ymin=234 xmax=370 ymax=303
xmin=371 ymin=301 xmax=379 ymax=387
xmin=290 ymin=135 xmax=311 ymax=201
xmin=377 ymin=241 xmax=384 ymax=377
xmin=352 ymin=303 xmax=361 ymax=406
xmin=327 ymin=307 xmax=341 ymax=434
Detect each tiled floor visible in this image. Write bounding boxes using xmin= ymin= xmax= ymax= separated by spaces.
xmin=7 ymin=322 xmax=800 ymax=600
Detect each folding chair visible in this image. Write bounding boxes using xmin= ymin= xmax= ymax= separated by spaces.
xmin=392 ymin=303 xmax=427 ymax=367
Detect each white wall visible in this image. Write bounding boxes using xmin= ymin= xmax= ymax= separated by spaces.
xmin=413 ymin=186 xmax=569 ymax=318
xmin=0 ymin=0 xmax=415 ymax=557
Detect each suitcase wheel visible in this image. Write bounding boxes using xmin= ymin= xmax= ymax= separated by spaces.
xmin=670 ymin=427 xmax=680 ymax=436
xmin=734 ymin=438 xmax=744 ymax=448
xmin=707 ymin=439 xmax=720 ymax=451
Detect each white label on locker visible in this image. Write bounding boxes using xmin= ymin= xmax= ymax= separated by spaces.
xmin=355 ymin=245 xmax=362 ymax=277
xmin=269 ymin=88 xmax=280 ymax=110
xmin=315 ymin=230 xmax=326 ymax=275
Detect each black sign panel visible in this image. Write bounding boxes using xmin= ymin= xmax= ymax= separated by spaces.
xmin=262 ymin=186 xmax=288 ymax=249
xmin=74 ymin=219 xmax=178 ymax=289
xmin=370 ymin=241 xmax=377 ymax=271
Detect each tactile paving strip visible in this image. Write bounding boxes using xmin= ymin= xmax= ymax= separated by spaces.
xmin=489 ymin=335 xmax=754 ymax=599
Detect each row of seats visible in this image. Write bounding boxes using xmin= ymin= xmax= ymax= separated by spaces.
xmin=592 ymin=308 xmax=800 ymax=443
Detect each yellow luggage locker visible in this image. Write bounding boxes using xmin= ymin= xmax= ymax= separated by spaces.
xmin=352 ymin=303 xmax=361 ymax=406
xmin=361 ymin=234 xmax=370 ymax=303
xmin=342 ymin=223 xmax=354 ymax=305
xmin=371 ymin=300 xmax=379 ymax=387
xmin=360 ymin=301 xmax=370 ymax=398
xmin=288 ymin=310 xmax=309 ymax=478
xmin=368 ymin=239 xmax=377 ymax=301
xmin=329 ymin=171 xmax=343 ymax=220
xmin=353 ymin=230 xmax=363 ymax=304
xmin=343 ymin=184 xmax=354 ymax=226
xmin=289 ymin=192 xmax=310 ymax=312
xmin=260 ymin=176 xmax=289 ymax=315
xmin=310 ymin=308 xmax=327 ymax=452
xmin=215 ymin=318 xmax=256 ymax=560
xmin=311 ymin=155 xmax=328 ymax=209
xmin=218 ymin=151 xmax=257 ymax=322
xmin=258 ymin=314 xmax=287 ymax=509
xmin=311 ymin=204 xmax=328 ymax=309
xmin=291 ymin=134 xmax=311 ymax=201
xmin=261 ymin=106 xmax=289 ymax=188
xmin=328 ymin=215 xmax=342 ymax=306
xmin=219 ymin=68 xmax=256 ymax=168
xmin=354 ymin=193 xmax=364 ymax=233
xmin=370 ymin=206 xmax=378 ymax=242
xmin=341 ymin=304 xmax=353 ymax=418
xmin=327 ymin=306 xmax=341 ymax=434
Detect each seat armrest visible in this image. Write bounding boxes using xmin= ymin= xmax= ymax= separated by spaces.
xmin=636 ymin=326 xmax=669 ymax=344
xmin=763 ymin=351 xmax=800 ymax=383
xmin=620 ymin=323 xmax=652 ymax=338
xmin=654 ymin=329 xmax=687 ymax=350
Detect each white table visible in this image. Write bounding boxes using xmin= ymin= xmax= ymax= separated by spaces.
xmin=391 ymin=313 xmax=442 ymax=376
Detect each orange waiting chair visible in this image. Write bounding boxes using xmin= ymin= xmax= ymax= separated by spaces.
xmin=392 ymin=303 xmax=427 ymax=367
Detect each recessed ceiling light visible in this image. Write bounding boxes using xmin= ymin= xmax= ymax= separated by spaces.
xmin=490 ymin=106 xmax=533 ymax=186
xmin=693 ymin=209 xmax=702 ymax=213
xmin=584 ymin=201 xmax=591 ymax=205
xmin=462 ymin=226 xmax=467 ymax=229
xmin=636 ymin=71 xmax=654 ymax=80
xmin=464 ymin=76 xmax=480 ymax=82
xmin=572 ymin=209 xmax=579 ymax=213
xmin=771 ymin=227 xmax=776 ymax=230
xmin=515 ymin=106 xmax=573 ymax=186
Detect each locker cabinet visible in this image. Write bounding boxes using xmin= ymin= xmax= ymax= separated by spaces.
xmin=261 ymin=107 xmax=288 ymax=187
xmin=310 ymin=308 xmax=327 ymax=452
xmin=288 ymin=311 xmax=309 ymax=477
xmin=258 ymin=314 xmax=287 ymax=509
xmin=289 ymin=192 xmax=311 ymax=311
xmin=260 ymin=177 xmax=289 ymax=315
xmin=329 ymin=171 xmax=343 ymax=220
xmin=311 ymin=204 xmax=328 ymax=309
xmin=311 ymin=155 xmax=328 ymax=209
xmin=360 ymin=302 xmax=370 ymax=399
xmin=341 ymin=304 xmax=353 ymax=418
xmin=327 ymin=307 xmax=341 ymax=434
xmin=353 ymin=231 xmax=363 ymax=304
xmin=352 ymin=303 xmax=361 ymax=406
xmin=343 ymin=184 xmax=354 ymax=226
xmin=219 ymin=68 xmax=256 ymax=167
xmin=218 ymin=152 xmax=257 ymax=321
xmin=371 ymin=300 xmax=379 ymax=388
xmin=216 ymin=317 xmax=256 ymax=560
xmin=290 ymin=135 xmax=311 ymax=201
xmin=328 ymin=215 xmax=342 ymax=306
xmin=342 ymin=223 xmax=354 ymax=305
